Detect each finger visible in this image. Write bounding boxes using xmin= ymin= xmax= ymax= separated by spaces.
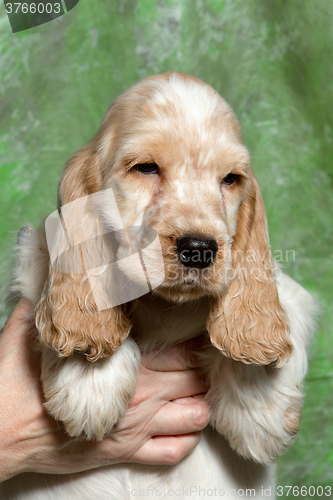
xmin=148 ymin=397 xmax=210 ymax=436
xmin=171 ymin=394 xmax=207 ymax=405
xmin=161 ymin=368 xmax=208 ymax=401
xmin=130 ymin=433 xmax=201 ymax=465
xmin=130 ymin=368 xmax=207 ymax=408
xmin=142 ymin=339 xmax=206 ymax=372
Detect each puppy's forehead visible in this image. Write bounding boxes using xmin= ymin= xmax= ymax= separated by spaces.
xmin=147 ymin=74 xmax=224 ymax=125
xmin=113 ymin=73 xmax=242 ymax=143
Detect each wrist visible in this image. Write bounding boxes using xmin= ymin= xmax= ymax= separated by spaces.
xmin=0 ymin=415 xmax=42 ymax=482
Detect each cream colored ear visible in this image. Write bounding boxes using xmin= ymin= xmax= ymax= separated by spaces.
xmin=207 ymin=175 xmax=292 ymax=367
xmin=35 ymin=144 xmax=133 ymax=362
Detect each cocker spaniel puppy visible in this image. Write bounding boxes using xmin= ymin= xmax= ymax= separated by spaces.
xmin=4 ymin=72 xmax=316 ymax=499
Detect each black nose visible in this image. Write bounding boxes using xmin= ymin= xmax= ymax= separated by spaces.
xmin=176 ymin=235 xmax=218 ymax=269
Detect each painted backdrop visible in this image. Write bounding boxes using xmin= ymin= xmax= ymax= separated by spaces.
xmin=1 ymin=1 xmax=332 ymax=496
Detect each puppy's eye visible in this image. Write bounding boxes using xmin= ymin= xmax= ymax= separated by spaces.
xmin=222 ymin=173 xmax=238 ymax=185
xmin=135 ymin=163 xmax=159 ymax=174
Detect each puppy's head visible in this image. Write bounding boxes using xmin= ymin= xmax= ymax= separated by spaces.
xmin=36 ymin=72 xmax=291 ymax=365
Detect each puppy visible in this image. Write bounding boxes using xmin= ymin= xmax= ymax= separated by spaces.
xmin=2 ymin=72 xmax=316 ymax=499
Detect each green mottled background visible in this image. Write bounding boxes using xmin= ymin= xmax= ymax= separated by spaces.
xmin=0 ymin=0 xmax=332 ymax=497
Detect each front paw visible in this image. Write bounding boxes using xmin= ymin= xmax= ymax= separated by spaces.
xmin=42 ymin=338 xmax=140 ymax=440
xmin=211 ymin=392 xmax=302 ymax=464
xmin=208 ymin=357 xmax=303 ymax=464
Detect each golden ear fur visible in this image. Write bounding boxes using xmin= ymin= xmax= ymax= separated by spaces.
xmin=207 ymin=175 xmax=292 ymax=367
xmin=35 ymin=144 xmax=132 ymax=362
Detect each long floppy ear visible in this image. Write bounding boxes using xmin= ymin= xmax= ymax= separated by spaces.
xmin=207 ymin=174 xmax=292 ymax=367
xmin=35 ymin=144 xmax=133 ymax=362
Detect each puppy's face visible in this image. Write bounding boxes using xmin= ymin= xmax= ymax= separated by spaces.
xmin=97 ymin=73 xmax=251 ymax=302
xmin=41 ymin=72 xmax=291 ymax=366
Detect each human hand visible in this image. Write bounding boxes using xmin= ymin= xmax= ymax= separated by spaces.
xmin=0 ymin=300 xmax=209 ymax=482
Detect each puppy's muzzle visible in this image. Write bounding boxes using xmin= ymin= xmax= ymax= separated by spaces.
xmin=176 ymin=235 xmax=218 ymax=269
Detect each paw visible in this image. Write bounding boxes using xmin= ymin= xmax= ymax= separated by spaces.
xmin=211 ymin=393 xmax=302 ymax=464
xmin=42 ymin=337 xmax=140 ymax=440
xmin=208 ymin=356 xmax=304 ymax=464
